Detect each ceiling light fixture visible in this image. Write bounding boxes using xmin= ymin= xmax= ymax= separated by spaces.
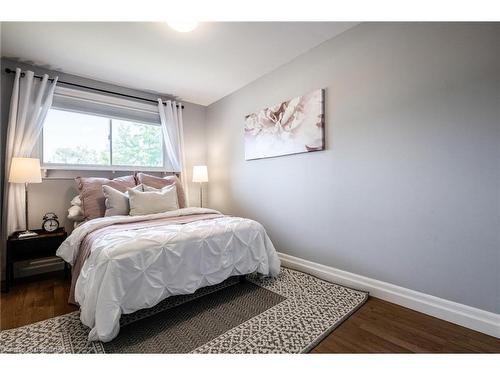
xmin=167 ymin=20 xmax=198 ymax=33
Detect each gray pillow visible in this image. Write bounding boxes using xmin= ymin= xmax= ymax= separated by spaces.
xmin=102 ymin=184 xmax=143 ymax=217
xmin=128 ymin=184 xmax=179 ymax=216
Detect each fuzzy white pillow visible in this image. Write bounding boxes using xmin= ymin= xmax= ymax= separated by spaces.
xmin=128 ymin=184 xmax=179 ymax=216
xmin=67 ymin=205 xmax=85 ymax=221
xmin=70 ymin=195 xmax=82 ymax=206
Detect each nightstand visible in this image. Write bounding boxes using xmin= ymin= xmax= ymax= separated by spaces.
xmin=5 ymin=228 xmax=68 ymax=293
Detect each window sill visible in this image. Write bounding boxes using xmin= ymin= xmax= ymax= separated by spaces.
xmin=42 ymin=164 xmax=171 ymax=173
xmin=40 ymin=165 xmax=178 ymax=180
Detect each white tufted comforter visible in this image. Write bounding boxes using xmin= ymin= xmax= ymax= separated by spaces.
xmin=56 ymin=208 xmax=281 ymax=342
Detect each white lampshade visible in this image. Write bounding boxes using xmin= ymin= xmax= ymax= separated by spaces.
xmin=8 ymin=157 xmax=42 ymax=184
xmin=192 ymin=165 xmax=208 ymax=183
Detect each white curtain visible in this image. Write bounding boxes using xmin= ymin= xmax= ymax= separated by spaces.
xmin=3 ymin=68 xmax=58 ymax=235
xmin=157 ymin=99 xmax=189 ymax=205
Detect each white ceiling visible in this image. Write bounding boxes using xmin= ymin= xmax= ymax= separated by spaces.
xmin=1 ymin=22 xmax=357 ymax=106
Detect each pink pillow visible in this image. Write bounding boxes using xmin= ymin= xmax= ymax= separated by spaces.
xmin=136 ymin=173 xmax=186 ymax=208
xmin=76 ymin=175 xmax=137 ymax=220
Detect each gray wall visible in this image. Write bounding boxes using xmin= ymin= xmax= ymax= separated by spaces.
xmin=206 ymin=23 xmax=500 ymax=313
xmin=0 ymin=57 xmax=207 ymax=277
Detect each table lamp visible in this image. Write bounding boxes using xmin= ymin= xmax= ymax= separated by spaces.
xmin=8 ymin=157 xmax=42 ymax=238
xmin=192 ymin=165 xmax=208 ymax=207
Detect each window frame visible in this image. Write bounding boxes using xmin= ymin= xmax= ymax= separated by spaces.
xmin=39 ymin=107 xmax=170 ymax=172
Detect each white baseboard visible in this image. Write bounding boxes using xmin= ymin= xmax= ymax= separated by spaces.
xmin=278 ymin=252 xmax=500 ymax=339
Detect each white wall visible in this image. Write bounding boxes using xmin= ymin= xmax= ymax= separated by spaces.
xmin=206 ymin=23 xmax=500 ymax=314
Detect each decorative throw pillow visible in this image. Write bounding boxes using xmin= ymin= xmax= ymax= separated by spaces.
xmin=102 ymin=184 xmax=143 ymax=217
xmin=67 ymin=205 xmax=85 ymax=221
xmin=142 ymin=183 xmax=169 ymax=192
xmin=128 ymin=184 xmax=179 ymax=216
xmin=136 ymin=173 xmax=186 ymax=208
xmin=141 ymin=183 xmax=181 ymax=207
xmin=75 ymin=175 xmax=136 ymax=220
xmin=70 ymin=195 xmax=82 ymax=207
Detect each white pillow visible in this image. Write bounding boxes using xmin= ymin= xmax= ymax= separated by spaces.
xmin=102 ymin=184 xmax=143 ymax=217
xmin=70 ymin=195 xmax=82 ymax=206
xmin=128 ymin=184 xmax=179 ymax=216
xmin=142 ymin=183 xmax=176 ymax=193
xmin=142 ymin=184 xmax=161 ymax=192
xmin=67 ymin=205 xmax=85 ymax=221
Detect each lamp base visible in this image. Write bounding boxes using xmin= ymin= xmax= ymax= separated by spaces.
xmin=17 ymin=230 xmax=38 ymax=238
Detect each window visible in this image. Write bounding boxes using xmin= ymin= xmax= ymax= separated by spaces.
xmin=42 ymin=108 xmax=164 ymax=169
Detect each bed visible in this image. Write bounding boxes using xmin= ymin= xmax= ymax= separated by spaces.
xmin=57 ymin=206 xmax=281 ymax=342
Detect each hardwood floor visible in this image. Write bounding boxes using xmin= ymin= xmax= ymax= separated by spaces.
xmin=1 ymin=273 xmax=499 ymax=353
xmin=1 ymin=272 xmax=77 ymax=331
xmin=312 ymin=298 xmax=500 ymax=353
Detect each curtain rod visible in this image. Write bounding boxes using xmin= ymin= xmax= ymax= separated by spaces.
xmin=4 ymin=68 xmax=184 ymax=109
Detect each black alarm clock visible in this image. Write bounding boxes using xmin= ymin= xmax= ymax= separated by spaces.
xmin=42 ymin=213 xmax=60 ymax=232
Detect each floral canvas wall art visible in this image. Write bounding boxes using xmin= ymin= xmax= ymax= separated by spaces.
xmin=244 ymin=89 xmax=325 ymax=160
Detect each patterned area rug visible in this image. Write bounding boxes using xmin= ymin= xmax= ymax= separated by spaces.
xmin=0 ymin=268 xmax=368 ymax=353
